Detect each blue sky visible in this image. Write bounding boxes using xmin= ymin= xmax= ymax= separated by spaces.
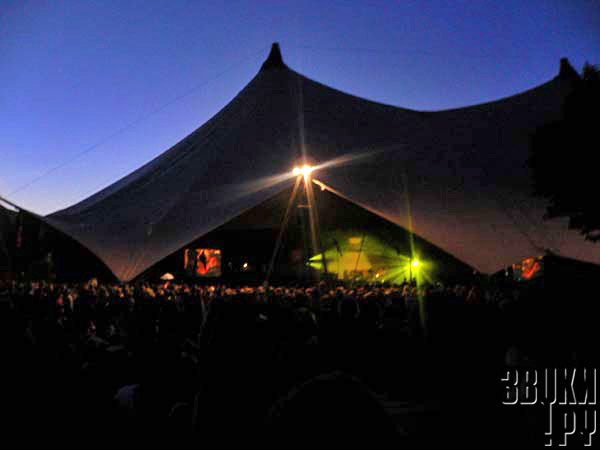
xmin=1 ymin=0 xmax=599 ymax=214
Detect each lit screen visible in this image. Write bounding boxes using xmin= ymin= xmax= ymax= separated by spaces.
xmin=512 ymin=256 xmax=544 ymax=281
xmin=184 ymin=248 xmax=222 ymax=277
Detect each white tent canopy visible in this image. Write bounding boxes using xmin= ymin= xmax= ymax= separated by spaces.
xmin=39 ymin=43 xmax=597 ymax=281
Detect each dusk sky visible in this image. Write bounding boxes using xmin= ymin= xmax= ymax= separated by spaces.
xmin=2 ymin=0 xmax=599 ymax=215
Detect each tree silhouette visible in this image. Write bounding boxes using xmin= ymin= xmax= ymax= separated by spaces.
xmin=528 ymin=62 xmax=600 ymax=242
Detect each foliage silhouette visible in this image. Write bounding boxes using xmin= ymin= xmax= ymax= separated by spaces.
xmin=529 ymin=61 xmax=600 ymax=242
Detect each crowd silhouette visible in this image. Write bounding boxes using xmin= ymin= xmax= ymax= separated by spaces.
xmin=0 ymin=278 xmax=593 ymax=445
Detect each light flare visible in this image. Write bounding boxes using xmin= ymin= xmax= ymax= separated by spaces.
xmin=292 ymin=165 xmax=314 ymax=177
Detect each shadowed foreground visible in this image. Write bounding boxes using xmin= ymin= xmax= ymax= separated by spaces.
xmin=1 ymin=280 xmax=596 ymax=446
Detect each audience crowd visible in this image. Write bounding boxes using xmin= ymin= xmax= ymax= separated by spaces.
xmin=0 ymin=277 xmax=593 ymax=445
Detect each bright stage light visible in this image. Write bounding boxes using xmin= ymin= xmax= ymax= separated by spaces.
xmin=292 ymin=165 xmax=314 ymax=177
xmin=411 ymin=260 xmax=420 ymax=268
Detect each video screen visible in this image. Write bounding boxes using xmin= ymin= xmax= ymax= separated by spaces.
xmin=184 ymin=248 xmax=222 ymax=277
xmin=512 ymin=256 xmax=544 ymax=282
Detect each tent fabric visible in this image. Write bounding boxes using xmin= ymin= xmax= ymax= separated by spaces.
xmin=44 ymin=44 xmax=598 ymax=281
xmin=0 ymin=204 xmax=17 ymax=270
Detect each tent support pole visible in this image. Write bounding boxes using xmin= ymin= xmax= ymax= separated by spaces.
xmin=265 ymin=177 xmax=302 ymax=285
xmin=305 ymin=176 xmax=329 ymax=284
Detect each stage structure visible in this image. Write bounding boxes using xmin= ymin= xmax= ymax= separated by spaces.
xmin=137 ymin=178 xmax=474 ymax=284
xmin=2 ymin=44 xmax=599 ymax=282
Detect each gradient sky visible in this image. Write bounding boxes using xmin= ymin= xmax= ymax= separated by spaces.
xmin=1 ymin=0 xmax=599 ymax=215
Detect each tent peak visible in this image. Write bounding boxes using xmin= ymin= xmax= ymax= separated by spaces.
xmin=260 ymin=42 xmax=287 ymax=71
xmin=557 ymin=57 xmax=580 ymax=81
